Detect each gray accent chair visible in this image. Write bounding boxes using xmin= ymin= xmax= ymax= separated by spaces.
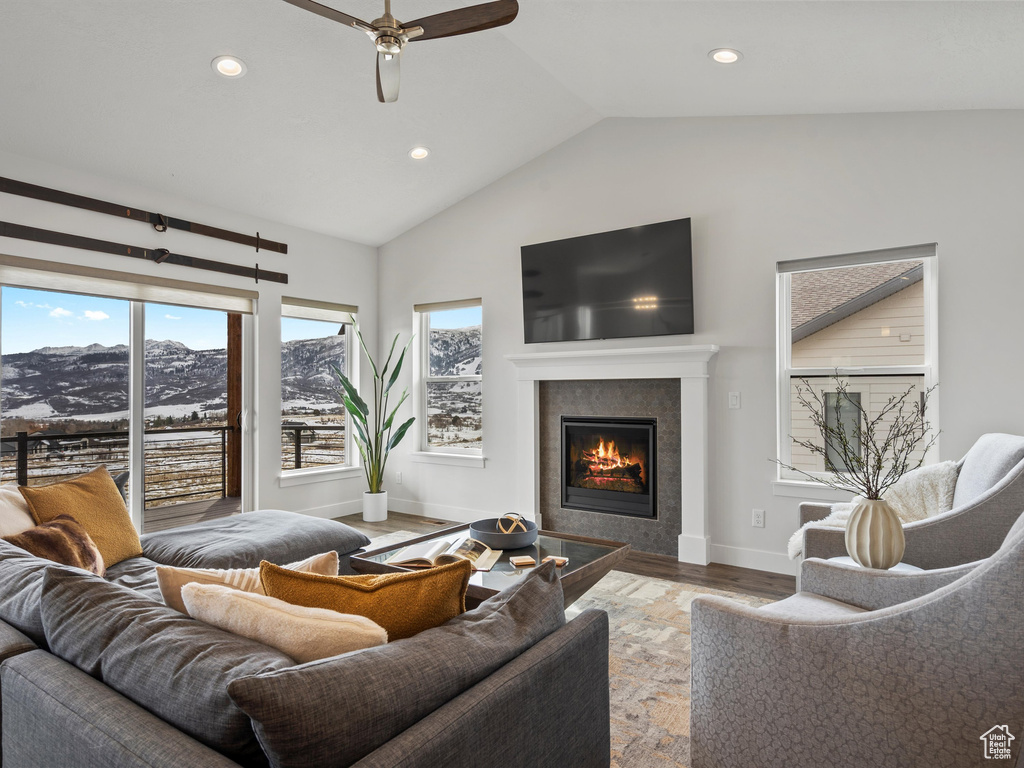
xmin=690 ymin=512 xmax=1024 ymax=768
xmin=800 ymin=433 xmax=1024 ymax=569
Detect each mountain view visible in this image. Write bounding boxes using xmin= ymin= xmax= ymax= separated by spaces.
xmin=427 ymin=325 xmax=482 ymax=450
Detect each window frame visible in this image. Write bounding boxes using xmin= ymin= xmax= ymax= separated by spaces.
xmin=776 ymin=244 xmax=939 ymax=485
xmin=279 ymin=298 xmax=357 ymax=478
xmin=412 ymin=299 xmax=484 ymax=461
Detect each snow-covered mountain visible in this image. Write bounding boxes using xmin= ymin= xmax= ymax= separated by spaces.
xmin=429 ymin=326 xmax=481 ymax=376
xmin=1 ymin=337 xmax=346 ymax=421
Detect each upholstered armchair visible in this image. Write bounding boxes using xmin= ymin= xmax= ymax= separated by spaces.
xmin=689 ymin=513 xmax=1024 ymax=768
xmin=800 ymin=432 xmax=1024 ymax=569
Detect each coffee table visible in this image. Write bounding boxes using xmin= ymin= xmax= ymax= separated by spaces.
xmin=350 ymin=524 xmax=630 ymax=609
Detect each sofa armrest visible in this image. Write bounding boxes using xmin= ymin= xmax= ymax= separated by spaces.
xmin=799 ymin=502 xmax=832 ymax=526
xmin=802 ymin=526 xmax=848 ymax=561
xmin=0 ymin=621 xmax=35 ymax=664
xmin=1 ymin=651 xmax=241 ymax=768
xmin=352 ymin=609 xmax=610 ymax=768
xmin=799 ymin=557 xmax=980 ymax=610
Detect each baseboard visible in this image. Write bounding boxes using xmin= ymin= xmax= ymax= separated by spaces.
xmin=678 ymin=534 xmax=711 ymax=565
xmin=297 ymin=499 xmax=363 ymax=520
xmin=709 ymin=544 xmax=798 ymax=576
xmin=386 ymin=497 xmax=511 ymax=524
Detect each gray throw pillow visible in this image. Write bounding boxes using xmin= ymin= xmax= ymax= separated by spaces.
xmin=0 ymin=539 xmax=91 ymax=646
xmin=229 ymin=560 xmax=566 ymax=768
xmin=40 ymin=567 xmax=294 ymax=768
xmin=952 ymin=433 xmax=1024 ymax=508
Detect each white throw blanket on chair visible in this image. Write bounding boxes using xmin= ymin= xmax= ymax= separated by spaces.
xmin=788 ymin=460 xmax=960 ymax=560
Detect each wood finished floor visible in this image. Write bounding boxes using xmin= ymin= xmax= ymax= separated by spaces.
xmin=338 ymin=511 xmax=796 ymax=601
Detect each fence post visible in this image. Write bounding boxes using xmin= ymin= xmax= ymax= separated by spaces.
xmin=294 ymin=428 xmax=302 ymax=470
xmin=221 ymin=428 xmax=227 ymax=498
xmin=16 ymin=432 xmax=28 ymax=486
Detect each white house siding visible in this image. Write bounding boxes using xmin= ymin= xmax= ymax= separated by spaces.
xmin=791 ymin=280 xmax=924 ymax=368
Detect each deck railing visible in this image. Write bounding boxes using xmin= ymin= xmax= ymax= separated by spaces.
xmin=1 ymin=422 xmax=347 ymax=506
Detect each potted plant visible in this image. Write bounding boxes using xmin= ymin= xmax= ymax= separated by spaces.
xmin=332 ymin=318 xmax=414 ymax=522
xmin=779 ymin=375 xmax=937 ymax=568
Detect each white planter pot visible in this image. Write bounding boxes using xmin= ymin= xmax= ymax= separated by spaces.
xmin=362 ymin=491 xmax=388 ymax=523
xmin=845 ymin=498 xmax=905 ymax=569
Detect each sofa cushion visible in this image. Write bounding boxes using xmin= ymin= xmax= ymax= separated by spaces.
xmin=141 ymin=509 xmax=369 ymax=570
xmin=953 ymin=433 xmax=1024 ymax=508
xmin=0 ymin=484 xmax=35 ymax=537
xmin=0 ymin=540 xmax=91 ymax=646
xmin=103 ymin=556 xmax=165 ymax=603
xmin=40 ymin=567 xmax=294 ymax=768
xmin=157 ymin=551 xmax=339 ymax=614
xmin=4 ymin=514 xmax=105 ymax=575
xmin=20 ymin=465 xmax=142 ymax=567
xmin=261 ymin=558 xmax=471 ymax=640
xmin=182 ymin=583 xmax=388 ymax=663
xmin=229 ymin=561 xmax=566 ymax=768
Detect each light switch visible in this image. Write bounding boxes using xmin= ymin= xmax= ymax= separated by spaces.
xmin=728 ymin=392 xmax=741 ymax=410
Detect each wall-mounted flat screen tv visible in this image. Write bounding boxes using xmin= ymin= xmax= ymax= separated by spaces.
xmin=521 ymin=217 xmax=693 ymax=343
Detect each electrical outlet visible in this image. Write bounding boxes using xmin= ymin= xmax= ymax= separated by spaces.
xmin=752 ymin=509 xmax=765 ymax=528
xmin=396 ymin=471 xmax=403 ymax=485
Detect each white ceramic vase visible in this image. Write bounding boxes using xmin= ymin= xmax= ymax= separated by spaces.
xmin=363 ymin=490 xmax=388 ymax=523
xmin=845 ymin=498 xmax=905 ymax=569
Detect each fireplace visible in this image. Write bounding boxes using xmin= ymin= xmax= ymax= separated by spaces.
xmin=561 ymin=416 xmax=656 ymax=518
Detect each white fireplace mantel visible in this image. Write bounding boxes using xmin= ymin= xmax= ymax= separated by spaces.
xmin=505 ymin=345 xmax=719 ymax=565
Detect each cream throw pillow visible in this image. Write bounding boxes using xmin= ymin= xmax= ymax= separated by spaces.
xmin=181 ymin=583 xmax=388 ymax=663
xmin=0 ymin=484 xmax=35 ymax=537
xmin=157 ymin=551 xmax=339 ymax=614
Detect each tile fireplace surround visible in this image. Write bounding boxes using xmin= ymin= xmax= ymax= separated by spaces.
xmin=506 ymin=345 xmax=719 ymax=564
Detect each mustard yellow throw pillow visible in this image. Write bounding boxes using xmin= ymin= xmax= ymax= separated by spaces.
xmin=260 ymin=559 xmax=471 ymax=640
xmin=20 ymin=466 xmax=141 ymax=567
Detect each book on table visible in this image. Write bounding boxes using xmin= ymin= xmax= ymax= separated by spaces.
xmin=385 ymin=536 xmax=502 ymax=571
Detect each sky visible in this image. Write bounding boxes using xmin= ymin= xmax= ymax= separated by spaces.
xmin=429 ymin=305 xmax=482 ymax=330
xmin=1 ymin=287 xmax=227 ymax=354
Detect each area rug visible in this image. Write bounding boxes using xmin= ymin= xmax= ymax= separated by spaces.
xmin=570 ymin=571 xmax=774 ymax=768
xmin=362 ymin=531 xmax=774 ymax=768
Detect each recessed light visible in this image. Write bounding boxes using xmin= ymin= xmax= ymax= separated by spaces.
xmin=709 ymin=48 xmax=742 ymax=64
xmin=409 ymin=146 xmax=430 ymax=160
xmin=212 ymin=55 xmax=247 ymax=78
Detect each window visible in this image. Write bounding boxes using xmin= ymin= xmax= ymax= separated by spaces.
xmin=777 ymin=244 xmax=938 ymax=482
xmin=415 ymin=300 xmax=482 ymax=454
xmin=280 ymin=298 xmax=354 ymax=472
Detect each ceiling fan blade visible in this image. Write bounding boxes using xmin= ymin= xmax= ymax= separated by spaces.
xmin=280 ymin=0 xmax=376 ymax=35
xmin=405 ymin=0 xmax=518 ymax=42
xmin=376 ymin=51 xmax=401 ymax=103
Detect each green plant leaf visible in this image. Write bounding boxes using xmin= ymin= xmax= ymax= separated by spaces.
xmin=334 ymin=369 xmax=368 ymax=419
xmin=349 ymin=413 xmax=371 ymax=448
xmin=379 ymin=333 xmax=400 ymax=381
xmin=385 ymin=336 xmax=414 ymax=394
xmin=387 ymin=417 xmax=416 ymax=452
xmin=383 ymin=389 xmax=410 ymax=431
xmin=350 ymin=315 xmax=379 ymax=380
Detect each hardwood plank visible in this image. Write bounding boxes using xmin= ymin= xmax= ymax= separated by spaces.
xmin=336 ymin=511 xmax=796 ymax=601
xmin=142 ymin=497 xmax=240 ymax=533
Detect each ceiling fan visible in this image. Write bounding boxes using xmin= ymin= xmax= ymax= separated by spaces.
xmin=281 ymin=0 xmax=519 ymax=103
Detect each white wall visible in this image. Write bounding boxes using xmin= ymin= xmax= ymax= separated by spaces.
xmin=378 ymin=110 xmax=1024 ymax=574
xmin=0 ymin=149 xmax=377 ymax=520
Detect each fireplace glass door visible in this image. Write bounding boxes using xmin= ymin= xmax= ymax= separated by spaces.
xmin=561 ymin=416 xmax=656 ymax=518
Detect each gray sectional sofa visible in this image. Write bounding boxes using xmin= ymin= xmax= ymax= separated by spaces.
xmin=0 ymin=510 xmax=611 ymax=768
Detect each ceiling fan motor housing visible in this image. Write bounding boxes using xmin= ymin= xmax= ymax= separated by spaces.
xmin=375 ymin=34 xmax=402 ymax=54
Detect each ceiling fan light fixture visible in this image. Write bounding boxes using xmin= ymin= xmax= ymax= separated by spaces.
xmin=212 ymin=55 xmax=247 ymax=78
xmin=709 ymin=48 xmax=742 ymax=64
xmin=409 ymin=146 xmax=430 ymax=160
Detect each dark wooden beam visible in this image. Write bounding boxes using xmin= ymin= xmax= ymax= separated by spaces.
xmin=226 ymin=313 xmax=243 ymax=498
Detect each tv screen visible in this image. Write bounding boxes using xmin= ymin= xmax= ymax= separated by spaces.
xmin=521 ymin=217 xmax=693 ymax=343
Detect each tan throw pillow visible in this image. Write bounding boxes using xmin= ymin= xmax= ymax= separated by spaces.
xmin=182 ymin=583 xmax=388 ymax=663
xmin=261 ymin=559 xmax=471 ymax=641
xmin=19 ymin=466 xmax=141 ymax=567
xmin=4 ymin=514 xmax=105 ymax=576
xmin=157 ymin=551 xmax=340 ymax=614
xmin=0 ymin=484 xmax=35 ymax=537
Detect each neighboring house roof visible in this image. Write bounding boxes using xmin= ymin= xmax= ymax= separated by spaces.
xmin=791 ymin=262 xmax=923 ymax=343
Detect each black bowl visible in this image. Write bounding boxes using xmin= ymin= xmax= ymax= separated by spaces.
xmin=469 ymin=517 xmax=539 ymax=550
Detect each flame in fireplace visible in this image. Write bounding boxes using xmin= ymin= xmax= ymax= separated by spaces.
xmin=585 ymin=438 xmax=629 ymax=472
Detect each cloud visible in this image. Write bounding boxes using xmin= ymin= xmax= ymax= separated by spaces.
xmin=164 ymin=314 xmax=182 ymax=320
xmin=83 ymin=310 xmax=110 ymax=321
xmin=49 ymin=307 xmax=72 ymax=318
xmin=16 ymin=301 xmax=53 ymax=310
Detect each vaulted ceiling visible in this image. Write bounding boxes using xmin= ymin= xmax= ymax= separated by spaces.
xmin=2 ymin=1 xmax=1023 ymax=245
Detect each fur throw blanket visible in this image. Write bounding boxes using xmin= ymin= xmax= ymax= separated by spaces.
xmin=788 ymin=460 xmax=960 ymax=560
